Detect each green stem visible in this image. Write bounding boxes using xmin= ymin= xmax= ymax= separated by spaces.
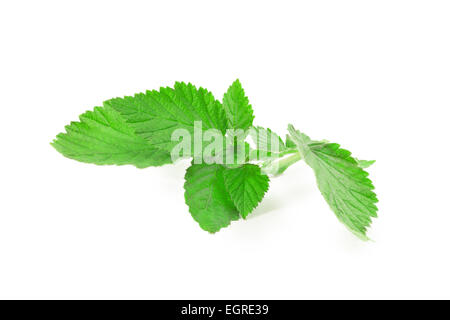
xmin=277 ymin=148 xmax=299 ymax=157
xmin=276 ymin=152 xmax=302 ymax=173
xmin=261 ymin=151 xmax=302 ymax=176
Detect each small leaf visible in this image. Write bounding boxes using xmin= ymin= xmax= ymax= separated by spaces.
xmin=223 ymin=79 xmax=254 ymax=130
xmin=223 ymin=164 xmax=270 ymax=218
xmin=249 ymin=126 xmax=286 ymax=160
xmin=184 ymin=163 xmax=239 ymax=233
xmin=285 ymin=134 xmax=296 ymax=148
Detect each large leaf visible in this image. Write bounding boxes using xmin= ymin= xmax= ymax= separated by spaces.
xmin=287 ymin=124 xmax=378 ymax=240
xmin=105 ymin=82 xmax=228 ymax=153
xmin=52 ymin=105 xmax=171 ymax=168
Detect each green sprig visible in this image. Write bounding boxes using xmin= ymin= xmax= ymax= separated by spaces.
xmin=52 ymin=79 xmax=378 ymax=240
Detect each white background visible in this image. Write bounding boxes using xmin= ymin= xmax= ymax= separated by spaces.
xmin=1 ymin=0 xmax=449 ymax=299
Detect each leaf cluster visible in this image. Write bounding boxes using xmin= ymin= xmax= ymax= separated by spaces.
xmin=53 ymin=80 xmax=377 ymax=239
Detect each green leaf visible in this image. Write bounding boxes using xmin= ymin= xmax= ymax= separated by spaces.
xmin=105 ymin=82 xmax=228 ymax=153
xmin=249 ymin=127 xmax=287 ymax=161
xmin=223 ymin=164 xmax=270 ymax=218
xmin=287 ymin=124 xmax=378 ymax=240
xmin=222 ymin=79 xmax=254 ymax=130
xmin=52 ymin=105 xmax=172 ymax=168
xmin=250 ymin=126 xmax=286 ymax=154
xmin=285 ymin=134 xmax=296 ymax=148
xmin=184 ymin=163 xmax=239 ymax=233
